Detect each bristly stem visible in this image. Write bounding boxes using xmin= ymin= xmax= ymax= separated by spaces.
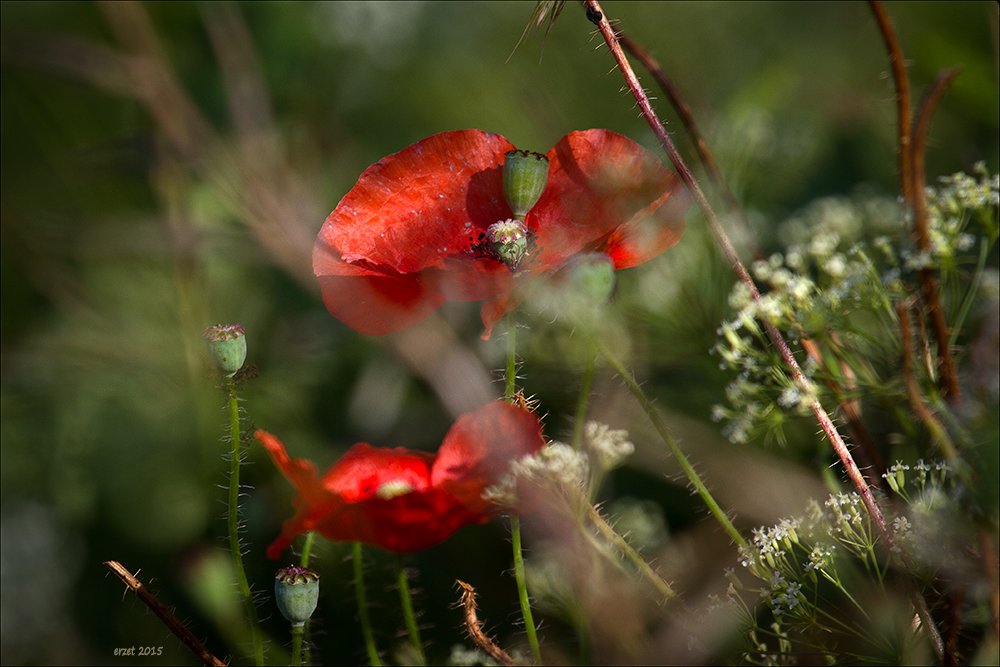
xmin=299 ymin=531 xmax=316 ymax=666
xmin=583 ymin=0 xmax=884 ymax=551
xmin=504 ymin=313 xmax=543 ymax=664
xmin=506 ymin=311 xmax=518 ymax=401
xmin=394 ymin=554 xmax=426 ymax=666
xmin=585 ymin=1 xmax=943 ymax=656
xmin=596 ymin=341 xmax=747 ymax=552
xmin=512 ymin=514 xmax=543 ymax=664
xmin=226 ymin=377 xmax=264 ymax=666
xmin=354 ymin=543 xmax=382 ymax=666
xmin=571 ymin=346 xmax=596 ymax=451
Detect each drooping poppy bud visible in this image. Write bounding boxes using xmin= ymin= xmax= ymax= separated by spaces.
xmin=502 ymin=150 xmax=549 ymax=220
xmin=203 ymin=323 xmax=246 ymax=377
xmin=274 ymin=566 xmax=320 ymax=626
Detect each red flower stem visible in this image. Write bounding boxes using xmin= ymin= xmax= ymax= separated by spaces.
xmin=586 ymin=2 xmax=944 ymax=656
xmin=511 ymin=515 xmax=543 ymax=664
xmin=394 ymin=554 xmax=426 ymax=666
xmin=226 ymin=377 xmax=264 ymax=666
xmin=353 ymin=543 xmax=382 ymax=667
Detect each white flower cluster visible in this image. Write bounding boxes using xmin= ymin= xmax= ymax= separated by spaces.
xmin=584 ymin=421 xmax=634 ymax=471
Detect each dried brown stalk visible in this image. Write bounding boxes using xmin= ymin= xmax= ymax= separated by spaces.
xmin=911 ymin=68 xmax=963 ymax=404
xmin=869 ymin=1 xmax=913 ymax=206
xmin=583 ymin=1 xmax=944 ymax=656
xmin=104 ymin=560 xmax=227 ymax=667
xmin=455 ymin=580 xmax=515 ymax=666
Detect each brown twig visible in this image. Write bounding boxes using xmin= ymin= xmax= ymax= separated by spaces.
xmin=896 ymin=300 xmax=958 ymax=461
xmin=582 ymin=0 xmax=887 ymax=548
xmin=104 ymin=561 xmax=227 ymax=667
xmin=911 ymin=68 xmax=963 ymax=404
xmin=454 ymin=580 xmax=515 ymax=666
xmin=869 ymin=1 xmax=913 ymax=207
xmin=614 ymin=29 xmax=762 ymax=260
xmin=583 ymin=2 xmax=945 ymax=656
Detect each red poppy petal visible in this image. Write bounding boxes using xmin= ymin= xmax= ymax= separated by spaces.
xmin=321 ymin=442 xmax=434 ymax=501
xmin=256 ymin=430 xmax=327 ymax=510
xmin=600 ymin=180 xmax=689 ymax=269
xmin=316 ymin=273 xmax=448 ymax=336
xmin=316 ymin=130 xmax=516 ymax=275
xmin=527 ymin=129 xmax=685 ymax=269
xmin=431 ymin=402 xmax=546 ymax=513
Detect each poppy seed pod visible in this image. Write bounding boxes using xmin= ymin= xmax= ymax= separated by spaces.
xmin=274 ymin=566 xmax=320 ymax=626
xmin=203 ymin=323 xmax=246 ymax=376
xmin=503 ymin=150 xmax=549 ymax=219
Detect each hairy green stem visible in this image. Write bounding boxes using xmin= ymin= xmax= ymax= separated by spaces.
xmin=394 ymin=554 xmax=426 ymax=666
xmin=596 ymin=342 xmax=748 ymax=551
xmin=226 ymin=378 xmax=264 ymax=666
xmin=571 ymin=347 xmax=596 ymax=451
xmin=512 ymin=515 xmax=542 ymax=663
xmin=506 ymin=311 xmax=518 ymax=400
xmin=354 ymin=543 xmax=381 ymax=666
xmin=290 ymin=623 xmax=304 ymax=667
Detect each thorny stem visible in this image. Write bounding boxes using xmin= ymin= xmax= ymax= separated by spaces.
xmin=354 ymin=543 xmax=382 ymax=667
xmin=897 ymin=301 xmax=958 ymax=461
xmin=226 ymin=377 xmax=264 ymax=667
xmin=299 ymin=532 xmax=316 ymax=666
xmin=394 ymin=554 xmax=426 ymax=666
xmin=584 ymin=2 xmax=944 ymax=655
xmin=571 ymin=345 xmax=596 ymax=451
xmin=869 ymin=0 xmax=913 ymax=206
xmin=596 ymin=340 xmax=747 ymax=551
xmin=585 ymin=501 xmax=678 ymax=602
xmin=614 ymin=29 xmax=762 ymax=260
xmin=104 ymin=561 xmax=227 ymax=667
xmin=512 ymin=515 xmax=543 ymax=663
xmin=503 ymin=314 xmax=543 ymax=664
xmin=912 ymin=68 xmax=963 ymax=404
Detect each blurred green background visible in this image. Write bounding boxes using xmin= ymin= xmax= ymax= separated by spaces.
xmin=1 ymin=2 xmax=997 ymax=664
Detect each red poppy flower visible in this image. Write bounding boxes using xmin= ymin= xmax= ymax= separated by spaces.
xmin=256 ymin=401 xmax=546 ymax=556
xmin=314 ymin=129 xmax=689 ymax=338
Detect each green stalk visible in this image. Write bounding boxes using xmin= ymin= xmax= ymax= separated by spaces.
xmin=512 ymin=515 xmax=542 ymax=664
xmin=585 ymin=503 xmax=678 ymax=601
xmin=503 ymin=312 xmax=543 ymax=663
xmin=596 ymin=341 xmax=748 ymax=551
xmin=394 ymin=554 xmax=426 ymax=666
xmin=299 ymin=532 xmax=316 ymax=667
xmin=571 ymin=347 xmax=596 ymax=451
xmin=354 ymin=543 xmax=381 ymax=666
xmin=290 ymin=623 xmax=304 ymax=667
xmin=226 ymin=377 xmax=264 ymax=666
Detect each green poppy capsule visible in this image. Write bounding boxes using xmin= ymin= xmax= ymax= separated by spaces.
xmin=274 ymin=566 xmax=320 ymax=627
xmin=203 ymin=323 xmax=246 ymax=377
xmin=503 ymin=150 xmax=549 ymax=219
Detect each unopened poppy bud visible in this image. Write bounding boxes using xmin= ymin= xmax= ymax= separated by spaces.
xmin=487 ymin=219 xmax=529 ymax=272
xmin=203 ymin=324 xmax=246 ymax=377
xmin=503 ymin=150 xmax=549 ymax=219
xmin=274 ymin=566 xmax=319 ymax=626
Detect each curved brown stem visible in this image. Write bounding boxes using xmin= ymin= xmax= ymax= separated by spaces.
xmin=104 ymin=561 xmax=227 ymax=667
xmin=614 ymin=30 xmax=761 ymax=259
xmin=869 ymin=0 xmax=913 ymax=207
xmin=912 ymin=68 xmax=963 ymax=405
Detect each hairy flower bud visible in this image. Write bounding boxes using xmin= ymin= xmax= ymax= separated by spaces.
xmin=503 ymin=150 xmax=549 ymax=219
xmin=274 ymin=566 xmax=319 ymax=626
xmin=203 ymin=323 xmax=246 ymax=376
